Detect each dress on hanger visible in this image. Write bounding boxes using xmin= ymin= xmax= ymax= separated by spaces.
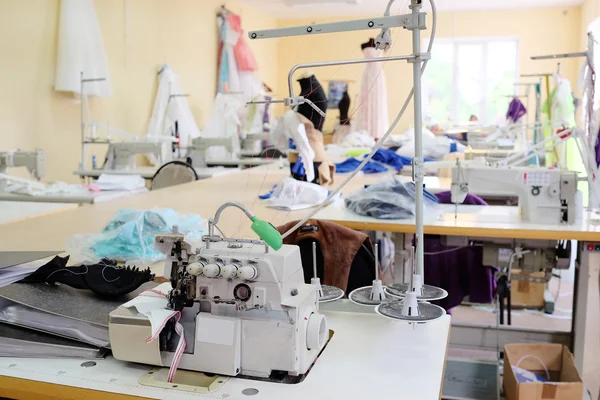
xmin=297 ymin=75 xmax=328 ymax=132
xmin=356 ymin=39 xmax=389 ymax=140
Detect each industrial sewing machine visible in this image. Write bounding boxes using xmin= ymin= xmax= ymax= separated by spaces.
xmin=109 ymin=203 xmax=327 ymax=379
xmin=0 ymin=149 xmax=45 ymax=191
xmin=451 ymin=164 xmax=579 ymax=224
xmin=102 ymin=142 xmax=163 ymax=171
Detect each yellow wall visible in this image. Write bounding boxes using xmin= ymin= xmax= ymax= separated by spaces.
xmin=275 ymin=7 xmax=583 ymax=134
xmin=0 ymin=0 xmax=277 ymax=182
xmin=582 ymin=0 xmax=600 ymax=40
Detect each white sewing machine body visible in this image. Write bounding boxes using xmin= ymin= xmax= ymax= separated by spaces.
xmin=103 ymin=141 xmax=163 ymax=170
xmin=451 ymin=165 xmax=579 ymax=224
xmin=0 ymin=149 xmax=45 ymax=191
xmin=109 ymin=233 xmax=327 ymax=379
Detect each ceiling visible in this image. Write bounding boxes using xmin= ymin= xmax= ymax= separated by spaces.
xmin=240 ymin=0 xmax=585 ymax=19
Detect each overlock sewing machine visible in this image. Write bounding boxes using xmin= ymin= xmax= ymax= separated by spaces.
xmin=451 ymin=163 xmax=579 ymax=224
xmin=109 ymin=202 xmax=328 ymax=379
xmin=0 ymin=149 xmax=45 ymax=191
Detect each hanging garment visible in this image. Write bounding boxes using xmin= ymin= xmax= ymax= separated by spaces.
xmin=297 ymin=75 xmax=328 ymax=132
xmin=298 ymin=114 xmax=334 ymax=184
xmin=226 ymin=14 xmax=258 ymax=72
xmin=423 ymin=192 xmax=497 ymax=312
xmin=217 ymin=13 xmax=241 ymax=93
xmin=506 ymin=98 xmax=527 ymax=123
xmin=201 ymin=93 xmax=243 ymax=160
xmin=542 ymin=78 xmax=576 ymax=127
xmin=54 ymin=0 xmax=111 ymax=97
xmin=146 ymin=65 xmax=201 ymax=164
xmin=277 ymin=219 xmax=378 ymax=294
xmin=272 ymin=110 xmax=315 ymax=182
xmin=356 ymin=47 xmax=389 ymax=140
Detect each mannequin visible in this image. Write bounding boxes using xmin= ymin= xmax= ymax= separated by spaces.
xmin=333 ymin=89 xmax=352 ymax=145
xmin=356 ymin=38 xmax=389 ymax=140
xmin=297 ymin=73 xmax=328 ymax=132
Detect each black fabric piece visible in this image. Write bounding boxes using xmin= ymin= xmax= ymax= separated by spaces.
xmin=20 ymin=256 xmax=155 ymax=298
xmin=361 ymin=38 xmax=376 ymax=50
xmin=338 ymin=90 xmax=351 ymax=125
xmin=297 ymin=75 xmax=328 ymax=131
xmin=296 ymin=239 xmax=375 ymax=295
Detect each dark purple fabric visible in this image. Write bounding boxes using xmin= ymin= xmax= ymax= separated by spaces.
xmin=434 ymin=191 xmax=488 ymax=206
xmin=506 ymin=98 xmax=527 ymax=123
xmin=595 ymin=127 xmax=600 ymax=168
xmin=420 ymin=191 xmax=496 ymax=312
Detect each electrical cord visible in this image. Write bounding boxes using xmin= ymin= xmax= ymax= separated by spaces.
xmin=282 ymin=0 xmax=438 ymax=240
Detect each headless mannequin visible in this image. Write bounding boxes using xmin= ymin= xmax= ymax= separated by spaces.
xmin=339 ymin=90 xmax=351 ymax=125
xmin=297 ymin=74 xmax=328 ymax=132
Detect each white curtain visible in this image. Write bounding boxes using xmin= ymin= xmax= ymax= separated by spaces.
xmin=147 ymin=65 xmax=201 ymax=163
xmin=54 ymin=0 xmax=111 ymax=97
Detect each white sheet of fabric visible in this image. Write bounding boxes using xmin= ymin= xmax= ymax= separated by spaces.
xmin=0 ymin=173 xmax=89 ymax=197
xmin=272 ymin=111 xmax=315 ymax=182
xmin=552 ymin=76 xmax=576 ymax=127
xmin=356 ymin=47 xmax=389 ymax=140
xmin=240 ymin=73 xmax=267 ymax=134
xmin=340 ymin=131 xmax=376 ymax=148
xmin=223 ymin=24 xmax=241 ymax=93
xmin=267 ymin=178 xmax=332 ymax=211
xmin=201 ymin=93 xmax=242 ymax=160
xmin=146 ymin=65 xmax=201 ymax=164
xmin=395 ymin=128 xmax=465 ymax=160
xmin=54 ymin=0 xmax=111 ymax=97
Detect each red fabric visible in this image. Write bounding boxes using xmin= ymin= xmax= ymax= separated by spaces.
xmin=226 ymin=14 xmax=258 ymax=72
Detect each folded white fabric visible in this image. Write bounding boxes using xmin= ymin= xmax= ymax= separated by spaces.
xmin=267 ymin=177 xmax=335 ymax=211
xmin=94 ymin=174 xmax=145 ymax=191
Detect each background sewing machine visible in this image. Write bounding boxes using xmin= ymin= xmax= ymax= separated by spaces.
xmin=0 ymin=149 xmax=45 ymax=192
xmin=102 ymin=141 xmax=163 ymax=171
xmin=451 ymin=164 xmax=579 ymax=224
xmin=109 ymin=229 xmax=327 ymax=379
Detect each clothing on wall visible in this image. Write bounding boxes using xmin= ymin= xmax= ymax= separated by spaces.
xmin=356 ymin=40 xmax=389 ymax=140
xmin=146 ymin=65 xmax=201 ymax=164
xmin=54 ymin=0 xmax=111 ymax=97
xmin=297 ymin=75 xmax=328 ymax=132
xmin=506 ymin=98 xmax=527 ymax=123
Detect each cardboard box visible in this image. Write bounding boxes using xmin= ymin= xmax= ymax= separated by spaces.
xmin=504 ymin=344 xmax=583 ymax=400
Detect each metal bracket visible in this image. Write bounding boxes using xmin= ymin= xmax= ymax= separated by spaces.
xmin=248 ymin=13 xmax=427 ymax=40
xmin=412 ymin=157 xmax=424 ymax=182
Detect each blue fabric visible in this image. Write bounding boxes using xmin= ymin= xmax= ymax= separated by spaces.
xmin=291 ymin=156 xmax=305 ymax=176
xmin=94 ymin=209 xmax=204 ymax=263
xmin=368 ymin=149 xmax=407 ymax=171
xmin=335 ymin=158 xmax=389 ymax=174
xmin=259 ymin=185 xmax=277 ymax=200
xmin=450 ymin=142 xmax=457 ymax=153
xmin=288 ymin=138 xmax=296 ymax=150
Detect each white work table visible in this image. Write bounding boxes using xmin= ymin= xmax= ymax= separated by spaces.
xmin=0 ymin=201 xmax=77 ymax=224
xmin=0 ymin=188 xmax=148 ymax=205
xmin=74 ymin=166 xmax=235 ymax=180
xmin=0 ymin=310 xmax=451 ymax=400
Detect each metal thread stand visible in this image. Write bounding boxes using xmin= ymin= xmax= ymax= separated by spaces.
xmin=79 ymin=71 xmax=107 ymax=169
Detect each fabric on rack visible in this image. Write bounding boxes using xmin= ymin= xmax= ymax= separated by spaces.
xmin=356 ymin=47 xmax=389 ymax=140
xmin=423 ymin=192 xmax=497 ymax=312
xmin=54 ymin=0 xmax=111 ymax=97
xmin=335 ymin=158 xmax=388 ymax=174
xmin=297 ymin=75 xmax=328 ymax=132
xmin=542 ymin=78 xmax=576 ymax=127
xmin=277 ymin=219 xmax=378 ymax=294
xmin=218 ymin=13 xmax=241 ymax=93
xmin=298 ymin=114 xmax=333 ymax=184
xmin=506 ymin=98 xmax=527 ymax=123
xmin=146 ymin=65 xmax=201 ymax=164
xmin=272 ymin=110 xmax=315 ymax=182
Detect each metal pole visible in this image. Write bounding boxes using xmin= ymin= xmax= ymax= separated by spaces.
xmin=80 ymin=71 xmax=84 ymax=169
xmin=312 ymin=242 xmax=318 ymax=279
xmin=411 ymin=0 xmax=424 ymax=278
xmin=287 ymin=55 xmax=417 ymax=98
xmin=374 ymin=242 xmax=379 ymax=280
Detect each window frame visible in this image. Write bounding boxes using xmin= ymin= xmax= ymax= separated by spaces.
xmin=423 ymin=36 xmax=520 ymax=124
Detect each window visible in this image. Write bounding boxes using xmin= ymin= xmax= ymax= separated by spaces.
xmin=423 ymin=38 xmax=519 ymax=126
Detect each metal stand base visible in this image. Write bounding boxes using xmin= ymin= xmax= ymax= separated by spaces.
xmin=385 ymin=283 xmax=448 ymax=301
xmin=319 ymin=285 xmax=345 ymax=303
xmin=375 ymin=300 xmax=446 ymax=323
